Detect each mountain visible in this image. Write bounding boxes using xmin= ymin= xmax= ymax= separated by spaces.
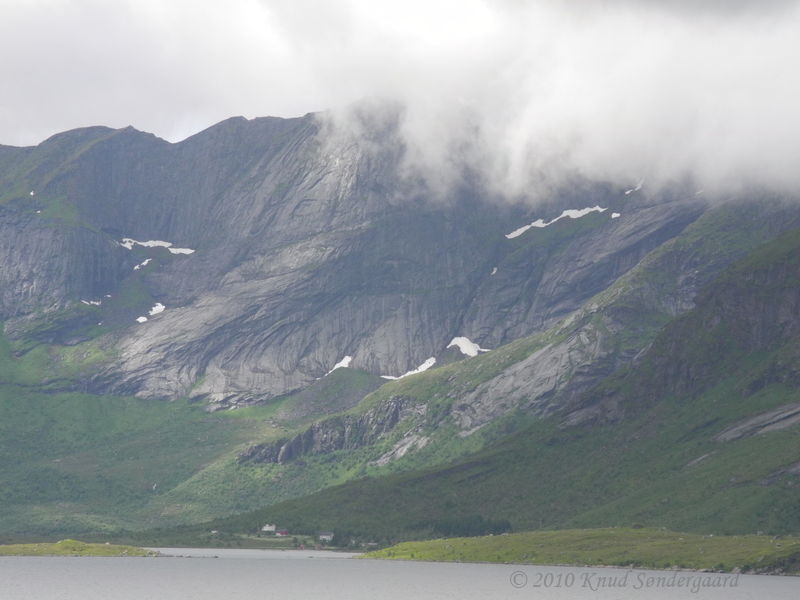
xmin=170 ymin=225 xmax=800 ymax=544
xmin=1 ymin=112 xmax=702 ymax=405
xmin=2 ymin=111 xmax=800 ymax=538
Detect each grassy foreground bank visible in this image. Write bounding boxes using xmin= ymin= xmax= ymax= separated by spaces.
xmin=365 ymin=528 xmax=800 ymax=574
xmin=0 ymin=539 xmax=155 ymax=557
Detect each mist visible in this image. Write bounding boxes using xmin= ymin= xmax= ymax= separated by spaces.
xmin=314 ymin=0 xmax=800 ymax=198
xmin=1 ymin=0 xmax=799 ymax=197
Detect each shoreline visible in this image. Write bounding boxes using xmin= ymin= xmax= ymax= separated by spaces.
xmin=362 ymin=528 xmax=800 ymax=576
xmin=0 ymin=540 xmax=155 ymax=558
xmin=361 ymin=555 xmax=797 ymax=577
xmin=145 ymin=546 xmax=362 ymax=559
xmin=2 ymin=544 xmax=796 ymax=578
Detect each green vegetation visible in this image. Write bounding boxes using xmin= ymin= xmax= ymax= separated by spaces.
xmin=0 ymin=539 xmax=154 ymax=557
xmin=0 ymin=127 xmax=115 ymax=196
xmin=365 ymin=528 xmax=800 ymax=573
xmin=0 ymin=332 xmax=53 ymax=385
xmin=150 ymin=227 xmax=800 ymax=546
xmin=0 ymin=327 xmax=390 ymax=537
xmin=245 ymin=367 xmax=384 ymax=425
xmin=0 ymin=126 xmax=124 ymax=232
xmin=169 ymin=374 xmax=800 ymax=545
xmin=0 ymin=383 xmax=275 ymax=536
xmin=3 ymin=200 xmax=800 ymax=550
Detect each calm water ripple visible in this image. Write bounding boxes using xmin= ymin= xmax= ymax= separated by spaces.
xmin=1 ymin=548 xmax=798 ymax=599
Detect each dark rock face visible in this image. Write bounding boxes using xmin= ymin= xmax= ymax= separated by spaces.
xmin=0 ymin=112 xmax=707 ymax=403
xmin=0 ymin=206 xmax=127 ymax=320
xmin=643 ymin=232 xmax=800 ymax=399
xmin=565 ymin=226 xmax=800 ymax=428
xmin=238 ymin=395 xmax=424 ymax=463
xmin=256 ymin=201 xmax=800 ymax=455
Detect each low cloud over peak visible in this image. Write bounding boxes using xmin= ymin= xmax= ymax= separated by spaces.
xmin=2 ymin=0 xmax=799 ymax=196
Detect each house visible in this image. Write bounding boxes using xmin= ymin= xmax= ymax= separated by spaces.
xmin=261 ymin=523 xmax=276 ymax=533
xmin=275 ymin=529 xmax=290 ymax=537
xmin=318 ymin=531 xmax=334 ymax=542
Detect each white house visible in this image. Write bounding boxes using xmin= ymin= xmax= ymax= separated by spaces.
xmin=318 ymin=531 xmax=334 ymax=542
xmin=261 ymin=523 xmax=276 ymax=533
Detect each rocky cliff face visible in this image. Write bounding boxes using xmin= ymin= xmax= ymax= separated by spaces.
xmin=451 ymin=200 xmax=800 ymax=431
xmin=7 ymin=113 xmax=800 ymax=536
xmin=236 ymin=200 xmax=800 ymax=464
xmin=239 ymin=394 xmax=425 ymax=463
xmin=1 ymin=112 xmax=708 ymax=404
xmin=563 ymin=224 xmax=800 ymax=428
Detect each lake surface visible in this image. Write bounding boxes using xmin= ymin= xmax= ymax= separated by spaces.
xmin=1 ymin=548 xmax=798 ymax=599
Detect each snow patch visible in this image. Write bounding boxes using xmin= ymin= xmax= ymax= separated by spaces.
xmin=381 ymin=357 xmax=436 ymax=380
xmin=80 ymin=300 xmax=101 ymax=306
xmin=505 ymin=206 xmax=608 ymax=239
xmin=624 ymin=178 xmax=645 ymax=195
xmin=136 ymin=303 xmax=165 ymax=322
xmin=133 ymin=258 xmax=152 ymax=271
xmin=447 ymin=337 xmax=490 ymax=357
xmin=326 ymin=355 xmax=353 ymax=376
xmin=611 ymin=212 xmax=621 ymax=219
xmin=119 ymin=238 xmax=195 ymax=254
xmin=506 ymin=224 xmax=534 ymax=239
xmin=490 ymin=267 xmax=497 ymax=275
xmin=29 ymin=191 xmax=35 ymax=197
xmin=120 ymin=238 xmax=170 ymax=250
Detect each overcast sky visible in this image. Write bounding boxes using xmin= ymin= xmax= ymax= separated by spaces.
xmin=1 ymin=0 xmax=799 ymax=195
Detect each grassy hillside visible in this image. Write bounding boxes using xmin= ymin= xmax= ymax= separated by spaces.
xmin=157 ymin=374 xmax=800 ymax=544
xmin=366 ymin=528 xmax=800 ymax=573
xmin=4 ymin=202 xmax=800 ymax=541
xmin=144 ymin=227 xmax=800 ymax=545
xmin=0 ymin=331 xmax=388 ymax=536
xmin=0 ymin=383 xmax=267 ymax=536
xmin=0 ymin=539 xmax=153 ymax=557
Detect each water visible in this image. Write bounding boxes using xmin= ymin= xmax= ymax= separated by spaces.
xmin=1 ymin=548 xmax=798 ymax=599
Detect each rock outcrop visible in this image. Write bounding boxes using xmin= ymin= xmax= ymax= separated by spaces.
xmin=239 ymin=395 xmax=425 ymax=463
xmin=1 ymin=112 xmax=711 ymax=404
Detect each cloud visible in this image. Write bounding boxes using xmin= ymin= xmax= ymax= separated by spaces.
xmin=1 ymin=0 xmax=799 ymax=197
xmin=310 ymin=0 xmax=800 ymax=197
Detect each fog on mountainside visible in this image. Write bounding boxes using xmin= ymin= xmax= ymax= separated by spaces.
xmin=2 ymin=0 xmax=800 ymax=565
xmin=2 ymin=0 xmax=799 ymax=201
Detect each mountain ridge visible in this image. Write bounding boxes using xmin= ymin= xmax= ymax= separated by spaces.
xmin=2 ymin=113 xmax=800 ymax=539
xmin=1 ymin=114 xmax=706 ymax=404
xmin=177 ymin=225 xmax=800 ymax=543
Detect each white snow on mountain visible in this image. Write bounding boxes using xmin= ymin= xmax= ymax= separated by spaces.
xmin=505 ymin=206 xmax=608 ymax=239
xmin=624 ymin=178 xmax=645 ymax=195
xmin=381 ymin=357 xmax=436 ymax=380
xmin=447 ymin=336 xmax=490 ymax=357
xmin=120 ymin=238 xmax=194 ymax=254
xmin=326 ymin=355 xmax=353 ymax=376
